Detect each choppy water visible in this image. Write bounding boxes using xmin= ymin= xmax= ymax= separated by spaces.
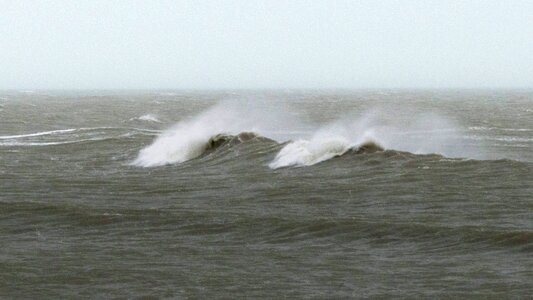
xmin=1 ymin=90 xmax=532 ymax=298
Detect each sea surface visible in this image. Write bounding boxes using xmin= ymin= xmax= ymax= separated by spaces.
xmin=1 ymin=90 xmax=532 ymax=298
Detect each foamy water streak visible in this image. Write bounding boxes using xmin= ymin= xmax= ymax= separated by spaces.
xmin=0 ymin=127 xmax=161 ymax=147
xmin=0 ymin=129 xmax=76 ymax=139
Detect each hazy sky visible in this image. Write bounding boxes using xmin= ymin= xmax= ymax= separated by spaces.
xmin=1 ymin=0 xmax=532 ymax=89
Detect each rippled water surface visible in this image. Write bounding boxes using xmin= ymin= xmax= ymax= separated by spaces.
xmin=1 ymin=90 xmax=532 ymax=298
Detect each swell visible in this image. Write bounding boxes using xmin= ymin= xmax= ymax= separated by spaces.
xmin=3 ymin=201 xmax=531 ymax=252
xmin=253 ymin=219 xmax=533 ymax=253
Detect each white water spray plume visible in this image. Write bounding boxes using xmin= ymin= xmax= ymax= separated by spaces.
xmin=133 ymin=100 xmax=479 ymax=168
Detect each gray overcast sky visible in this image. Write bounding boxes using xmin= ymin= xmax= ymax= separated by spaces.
xmin=1 ymin=0 xmax=532 ymax=89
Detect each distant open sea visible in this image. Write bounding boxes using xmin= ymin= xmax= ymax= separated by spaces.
xmin=1 ymin=90 xmax=532 ymax=298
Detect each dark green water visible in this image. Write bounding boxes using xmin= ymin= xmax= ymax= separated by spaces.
xmin=1 ymin=90 xmax=532 ymax=298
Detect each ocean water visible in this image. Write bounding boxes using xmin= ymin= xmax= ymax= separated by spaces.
xmin=0 ymin=90 xmax=532 ymax=298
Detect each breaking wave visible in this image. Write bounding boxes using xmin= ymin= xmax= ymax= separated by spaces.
xmin=131 ymin=100 xmax=298 ymax=167
xmin=134 ymin=127 xmax=387 ymax=168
